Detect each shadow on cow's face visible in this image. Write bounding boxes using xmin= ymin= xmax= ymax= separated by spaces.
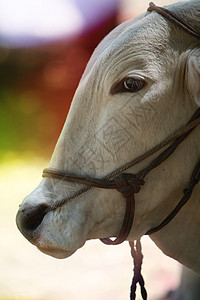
xmin=16 ymin=0 xmax=200 ymax=267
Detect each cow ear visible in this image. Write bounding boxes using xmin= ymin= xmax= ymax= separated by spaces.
xmin=187 ymin=55 xmax=200 ymax=106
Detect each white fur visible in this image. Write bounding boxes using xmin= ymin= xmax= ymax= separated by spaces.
xmin=188 ymin=55 xmax=200 ymax=105
xmin=18 ymin=0 xmax=200 ymax=273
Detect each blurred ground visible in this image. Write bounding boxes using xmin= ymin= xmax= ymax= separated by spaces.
xmin=0 ymin=158 xmax=181 ymax=300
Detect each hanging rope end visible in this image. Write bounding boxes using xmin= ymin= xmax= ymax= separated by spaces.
xmin=129 ymin=240 xmax=147 ymax=300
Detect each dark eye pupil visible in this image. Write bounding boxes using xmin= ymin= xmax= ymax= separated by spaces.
xmin=124 ymin=78 xmax=136 ymax=89
xmin=124 ymin=77 xmax=145 ymax=91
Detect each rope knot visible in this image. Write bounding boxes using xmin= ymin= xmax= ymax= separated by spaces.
xmin=114 ymin=173 xmax=144 ymax=198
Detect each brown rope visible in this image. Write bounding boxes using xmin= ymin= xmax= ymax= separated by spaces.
xmin=43 ymin=170 xmax=145 ymax=245
xmin=147 ymin=2 xmax=200 ymax=40
xmin=43 ymin=108 xmax=200 ymax=245
xmin=104 ymin=116 xmax=200 ymax=180
xmin=130 ymin=240 xmax=147 ymax=300
xmin=146 ymin=157 xmax=200 ymax=235
xmin=139 ymin=109 xmax=200 ymax=180
xmin=43 ymin=108 xmax=200 ymax=213
xmin=100 ymin=174 xmax=144 ymax=245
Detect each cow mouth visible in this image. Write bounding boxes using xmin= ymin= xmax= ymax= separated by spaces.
xmin=37 ymin=246 xmax=76 ymax=259
xmin=31 ymin=235 xmax=76 ymax=259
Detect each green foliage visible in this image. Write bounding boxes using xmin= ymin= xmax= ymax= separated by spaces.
xmin=0 ymin=88 xmax=54 ymax=161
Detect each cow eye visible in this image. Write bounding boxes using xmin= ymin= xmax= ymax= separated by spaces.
xmin=110 ymin=76 xmax=146 ymax=95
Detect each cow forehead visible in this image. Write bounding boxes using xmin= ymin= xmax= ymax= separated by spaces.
xmin=81 ymin=12 xmax=171 ymax=82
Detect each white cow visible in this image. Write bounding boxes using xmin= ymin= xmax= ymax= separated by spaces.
xmin=16 ymin=0 xmax=200 ymax=278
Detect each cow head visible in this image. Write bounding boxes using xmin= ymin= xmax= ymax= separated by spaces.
xmin=16 ymin=0 xmax=200 ymax=272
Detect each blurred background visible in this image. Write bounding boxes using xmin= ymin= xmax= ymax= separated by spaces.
xmin=0 ymin=0 xmax=181 ymax=299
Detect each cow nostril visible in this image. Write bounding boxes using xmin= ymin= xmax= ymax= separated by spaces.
xmin=25 ymin=204 xmax=48 ymax=231
xmin=17 ymin=204 xmax=49 ymax=234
